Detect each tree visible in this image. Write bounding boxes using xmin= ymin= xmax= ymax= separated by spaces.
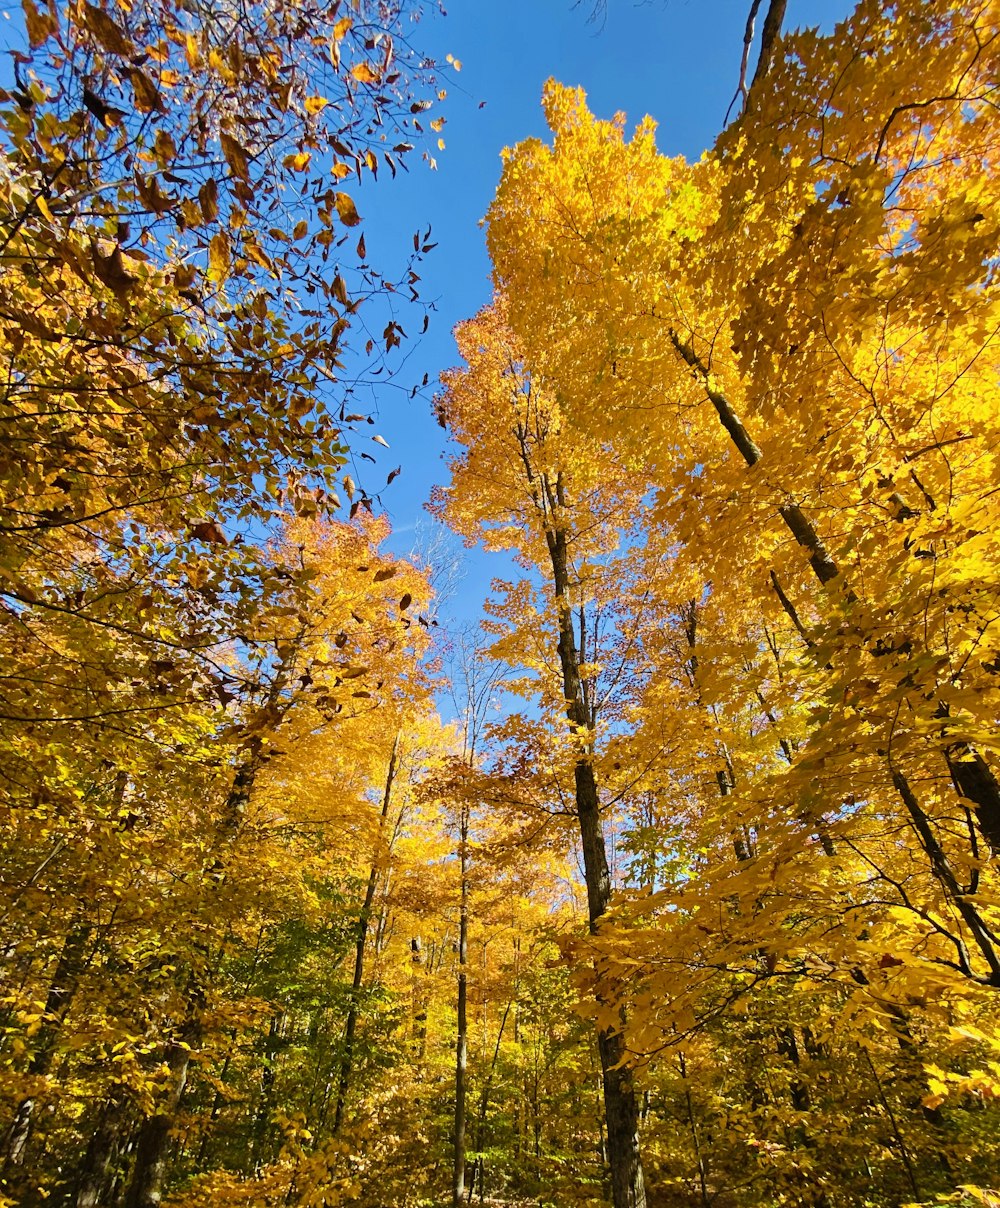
xmin=455 ymin=3 xmax=1000 ymax=1199
xmin=433 ymin=301 xmax=651 ymax=1208
xmin=1 ymin=1 xmax=449 ymax=1199
xmin=484 ymin=6 xmax=1000 ymax=993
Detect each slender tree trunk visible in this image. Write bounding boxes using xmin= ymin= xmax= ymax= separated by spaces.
xmin=679 ymin=1053 xmax=710 ymax=1208
xmin=467 ymin=996 xmax=513 ymax=1202
xmin=544 ymin=518 xmax=647 ymax=1208
xmin=333 ymin=736 xmax=399 ymax=1134
xmin=453 ymin=802 xmax=469 ymax=1208
xmin=4 ymin=919 xmax=91 ymax=1171
xmin=251 ymin=1014 xmax=282 ymax=1169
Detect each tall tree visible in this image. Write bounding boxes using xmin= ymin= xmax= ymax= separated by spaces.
xmin=433 ymin=302 xmax=649 ymax=1208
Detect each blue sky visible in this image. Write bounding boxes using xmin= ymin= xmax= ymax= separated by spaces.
xmin=345 ymin=0 xmax=855 ymax=622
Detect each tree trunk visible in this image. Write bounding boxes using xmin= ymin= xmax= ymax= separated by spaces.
xmin=467 ymin=996 xmax=513 ymax=1202
xmin=123 ymin=1008 xmax=199 ymax=1208
xmin=334 ymin=736 xmax=399 ymax=1134
xmin=452 ymin=802 xmax=469 ymax=1208
xmin=544 ymin=517 xmax=647 ymax=1208
xmin=73 ymin=1092 xmax=129 ymax=1208
xmin=4 ymin=919 xmax=91 ymax=1171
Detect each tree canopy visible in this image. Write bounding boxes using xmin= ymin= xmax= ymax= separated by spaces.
xmin=3 ymin=1 xmax=1000 ymax=1207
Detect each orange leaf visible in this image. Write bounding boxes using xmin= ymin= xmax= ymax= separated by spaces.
xmin=350 ymin=62 xmax=380 ymax=85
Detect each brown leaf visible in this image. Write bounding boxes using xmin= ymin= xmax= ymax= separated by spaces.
xmin=81 ymin=1 xmax=131 ymax=55
xmin=220 ymin=131 xmax=251 ymax=182
xmin=90 ymin=240 xmax=137 ymax=300
xmin=198 ymin=178 xmax=219 ymax=222
xmin=22 ymin=0 xmax=55 ymax=47
xmin=399 ymin=592 xmax=412 ymax=611
xmin=190 ymin=521 xmax=227 ymax=544
xmin=83 ymin=86 xmax=125 ymax=128
xmin=134 ymin=171 xmax=174 ymax=214
xmin=373 ymin=566 xmax=397 ymax=582
xmin=129 ymin=67 xmax=164 ymax=113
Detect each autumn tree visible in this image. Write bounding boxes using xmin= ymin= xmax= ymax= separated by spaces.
xmin=0 ymin=0 xmax=453 ymax=1199
xmin=433 ymin=300 xmax=659 ymax=1208
xmin=452 ymin=2 xmax=1000 ymax=1200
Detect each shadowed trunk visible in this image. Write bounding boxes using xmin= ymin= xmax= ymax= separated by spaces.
xmin=544 ymin=509 xmax=647 ymax=1208
xmin=334 ymin=736 xmax=399 ymax=1134
xmin=4 ymin=919 xmax=92 ymax=1173
xmin=452 ymin=801 xmax=470 ymax=1207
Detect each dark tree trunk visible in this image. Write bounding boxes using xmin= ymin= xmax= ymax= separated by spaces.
xmin=123 ymin=1016 xmax=198 ymax=1208
xmin=4 ymin=920 xmax=91 ymax=1172
xmin=544 ymin=514 xmax=647 ymax=1208
xmin=73 ymin=1092 xmax=129 ymax=1208
xmin=334 ymin=736 xmax=399 ymax=1134
xmin=452 ymin=803 xmax=469 ymax=1208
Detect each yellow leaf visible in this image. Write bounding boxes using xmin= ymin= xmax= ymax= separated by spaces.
xmin=35 ymin=193 xmax=55 ymax=223
xmin=208 ymin=232 xmax=231 ymax=283
xmin=333 ymin=192 xmax=361 ymax=227
xmin=304 ymin=95 xmax=328 ymax=116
